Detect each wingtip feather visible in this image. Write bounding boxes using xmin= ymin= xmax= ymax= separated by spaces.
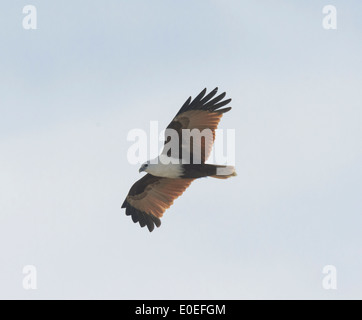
xmin=122 ymin=201 xmax=161 ymax=232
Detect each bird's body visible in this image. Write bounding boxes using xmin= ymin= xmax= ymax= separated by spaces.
xmin=122 ymin=88 xmax=236 ymax=232
xmin=144 ymin=157 xmax=184 ymax=178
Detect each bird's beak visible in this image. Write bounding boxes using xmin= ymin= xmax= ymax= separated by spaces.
xmin=139 ymin=167 xmax=143 ymax=173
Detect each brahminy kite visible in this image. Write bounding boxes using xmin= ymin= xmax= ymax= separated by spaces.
xmin=122 ymin=88 xmax=236 ymax=231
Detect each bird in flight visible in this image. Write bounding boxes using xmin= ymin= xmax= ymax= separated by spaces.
xmin=122 ymin=88 xmax=236 ymax=232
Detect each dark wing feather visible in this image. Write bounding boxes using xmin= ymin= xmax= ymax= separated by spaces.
xmin=175 ymin=87 xmax=231 ymax=116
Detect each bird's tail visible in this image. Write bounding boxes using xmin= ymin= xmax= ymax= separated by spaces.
xmin=209 ymin=165 xmax=237 ymax=179
xmin=181 ymin=164 xmax=237 ymax=179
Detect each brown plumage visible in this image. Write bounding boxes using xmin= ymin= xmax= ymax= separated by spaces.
xmin=122 ymin=175 xmax=194 ymax=232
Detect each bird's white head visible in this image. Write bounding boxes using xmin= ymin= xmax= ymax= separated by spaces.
xmin=139 ymin=161 xmax=151 ymax=173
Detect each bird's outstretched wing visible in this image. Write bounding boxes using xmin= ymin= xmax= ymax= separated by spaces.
xmin=122 ymin=174 xmax=194 ymax=232
xmin=162 ymin=88 xmax=232 ymax=164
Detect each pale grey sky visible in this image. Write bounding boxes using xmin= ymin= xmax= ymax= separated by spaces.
xmin=1 ymin=0 xmax=362 ymax=299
